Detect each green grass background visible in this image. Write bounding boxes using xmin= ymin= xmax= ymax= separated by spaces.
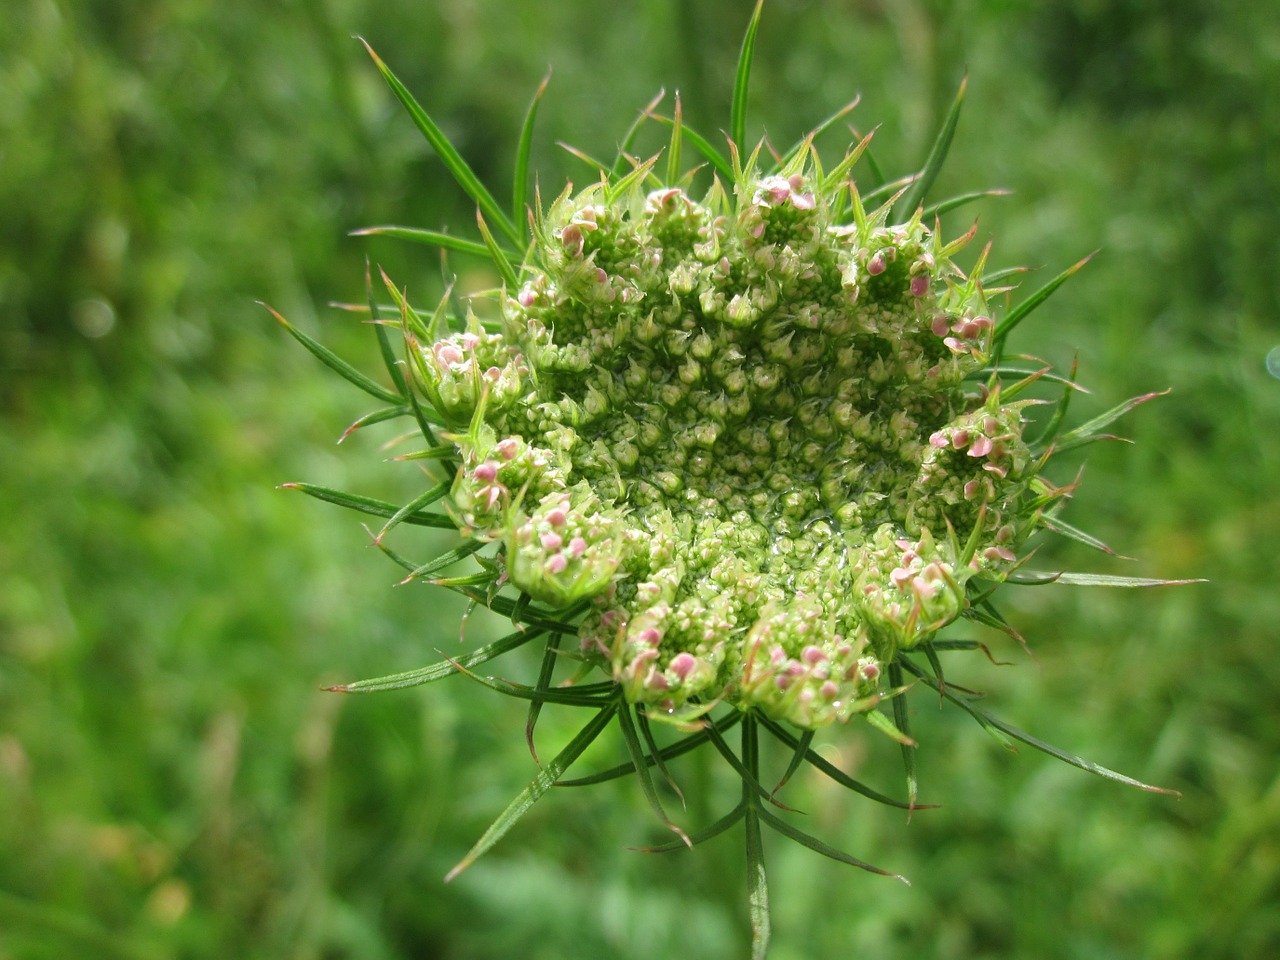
xmin=2 ymin=0 xmax=1277 ymax=957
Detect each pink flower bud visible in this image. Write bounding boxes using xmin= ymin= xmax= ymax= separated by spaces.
xmin=911 ymin=274 xmax=930 ymax=298
xmin=569 ymin=536 xmax=587 ymax=558
xmin=473 ymin=461 xmax=498 ymax=482
xmin=670 ymin=652 xmax=697 ymax=681
xmin=540 ymin=531 xmax=563 ymax=552
xmin=545 ymin=554 xmax=567 ymax=575
xmin=545 ymin=508 xmax=567 ymax=528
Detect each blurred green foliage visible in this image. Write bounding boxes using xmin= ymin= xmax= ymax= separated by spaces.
xmin=2 ymin=0 xmax=1277 ymax=957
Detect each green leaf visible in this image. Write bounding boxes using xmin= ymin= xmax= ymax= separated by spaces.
xmin=900 ymin=658 xmax=1181 ymax=795
xmin=756 ymin=714 xmax=920 ymax=809
xmin=281 ymin=483 xmax=454 ymax=528
xmin=780 ymin=97 xmax=862 ymax=170
xmin=557 ymin=710 xmax=743 ymax=786
xmin=1047 ymin=572 xmax=1207 ymax=587
xmin=665 ymin=94 xmax=684 ymax=185
xmin=445 ymin=702 xmax=619 ymax=881
xmin=888 ymin=661 xmax=918 ymax=811
xmin=514 ymin=71 xmax=551 ymax=239
xmin=351 ymin=225 xmax=515 ymax=261
xmin=922 ymin=188 xmax=1011 ymax=222
xmin=992 ymin=252 xmax=1095 ymax=352
xmin=612 ymin=88 xmax=667 ymax=178
xmin=338 ymin=404 xmax=412 ymax=442
xmin=615 ymin=701 xmax=691 ymax=846
xmin=646 ymin=112 xmax=733 ymax=182
xmin=359 ymin=38 xmax=520 ymax=248
xmin=758 ymin=806 xmax=909 ymax=883
xmin=770 ymin=728 xmax=814 ymax=797
xmin=364 ymin=260 xmax=409 ymax=398
xmin=637 ymin=801 xmax=745 ymax=853
xmin=731 ymin=0 xmax=766 ymax=151
xmin=476 ymin=209 xmax=519 ymax=289
xmin=1039 ymin=512 xmax=1128 ymax=558
xmin=373 ymin=481 xmax=449 ymax=542
xmin=265 ymin=304 xmax=401 ymax=405
xmin=1053 ymin=389 xmax=1170 ymax=454
xmin=327 ymin=624 xmax=545 ymax=693
xmin=893 ymin=74 xmax=967 ymax=221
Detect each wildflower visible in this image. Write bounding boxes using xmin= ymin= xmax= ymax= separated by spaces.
xmin=274 ymin=7 xmax=1192 ymax=956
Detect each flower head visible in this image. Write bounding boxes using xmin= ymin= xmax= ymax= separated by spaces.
xmin=278 ymin=13 xmax=1187 ymax=955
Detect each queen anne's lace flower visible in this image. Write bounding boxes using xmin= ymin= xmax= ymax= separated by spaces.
xmin=428 ymin=177 xmax=1036 ymax=728
xmin=277 ymin=13 xmax=1186 ymax=954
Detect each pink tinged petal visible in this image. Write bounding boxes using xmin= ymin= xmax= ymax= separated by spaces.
xmin=637 ymin=627 xmax=662 ymax=646
xmin=973 ymin=314 xmax=993 ymax=331
xmin=911 ymin=274 xmax=930 ymax=298
xmin=951 ymin=429 xmax=970 ymax=450
xmin=983 ymin=462 xmax=1009 ymax=478
xmin=944 ymin=336 xmax=966 ymax=353
xmin=968 ymin=435 xmax=994 ymax=457
xmin=670 ymin=652 xmax=697 ymax=681
xmin=540 ymin=532 xmax=563 ymax=552
xmin=483 ymin=485 xmax=503 ymax=509
xmin=517 ymin=286 xmax=537 ymax=307
xmin=561 ymin=224 xmax=583 ymax=254
xmin=867 ymin=251 xmax=887 ymax=276
xmin=473 ymin=461 xmax=498 ymax=483
xmin=860 ymin=661 xmax=880 ymax=681
xmin=802 ymin=645 xmax=827 ymax=665
xmin=435 ymin=343 xmax=464 ymax=367
xmin=647 ymin=671 xmax=669 ymax=691
xmin=749 ymin=219 xmax=766 ymax=239
xmin=890 ymin=567 xmax=914 ymax=590
xmin=791 ymin=192 xmax=816 ymax=210
xmin=929 ymin=431 xmax=950 ymax=448
xmin=484 ymin=366 xmax=502 ymax=381
xmin=821 ymin=680 xmax=839 ymax=700
xmin=545 ymin=554 xmax=568 ymax=575
xmin=931 ymin=315 xmax=951 ymax=337
xmin=911 ymin=577 xmax=938 ymax=601
xmin=496 ymin=438 xmax=521 ymax=461
xmin=963 ymin=478 xmax=982 ymax=500
xmin=545 ymin=508 xmax=567 ymax=528
xmin=569 ymin=536 xmax=588 ymax=558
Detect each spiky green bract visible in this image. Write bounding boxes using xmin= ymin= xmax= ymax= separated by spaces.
xmin=276 ymin=9 xmax=1188 ymax=956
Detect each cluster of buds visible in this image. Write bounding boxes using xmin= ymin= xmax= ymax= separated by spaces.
xmin=403 ymin=164 xmax=1049 ymax=729
xmin=413 ymin=324 xmax=529 ymax=425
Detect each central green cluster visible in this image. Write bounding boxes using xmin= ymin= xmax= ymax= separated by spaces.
xmin=419 ymin=170 xmax=1035 ymax=727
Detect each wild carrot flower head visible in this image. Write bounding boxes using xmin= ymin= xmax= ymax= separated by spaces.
xmin=273 ymin=5 xmax=1189 ymax=954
